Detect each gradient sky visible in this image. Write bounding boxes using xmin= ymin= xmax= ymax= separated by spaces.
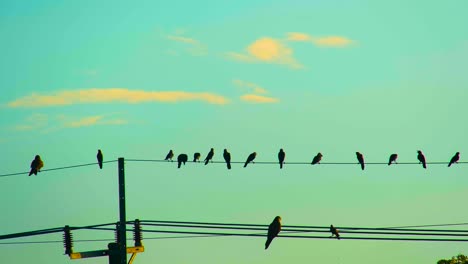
xmin=1 ymin=0 xmax=468 ymax=263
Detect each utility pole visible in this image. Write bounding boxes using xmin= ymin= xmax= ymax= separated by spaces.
xmin=117 ymin=157 xmax=127 ymax=264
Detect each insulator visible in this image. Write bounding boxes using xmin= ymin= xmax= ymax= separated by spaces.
xmin=63 ymin=225 xmax=73 ymax=255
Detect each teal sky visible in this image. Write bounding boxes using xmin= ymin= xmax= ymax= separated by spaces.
xmin=1 ymin=0 xmax=468 ymax=263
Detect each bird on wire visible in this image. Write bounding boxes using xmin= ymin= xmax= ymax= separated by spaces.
xmin=97 ymin=149 xmax=103 ymax=169
xmin=311 ymin=152 xmax=322 ymax=165
xmin=356 ymin=152 xmax=365 ymax=170
xmin=448 ymin=152 xmax=460 ymax=167
xmin=388 ymin=153 xmax=398 ymax=165
xmin=223 ymin=149 xmax=231 ymax=170
xmin=177 ymin=154 xmax=188 ymax=169
xmin=28 ymin=155 xmax=44 ymax=176
xmin=204 ymin=148 xmax=214 ymax=165
xmin=165 ymin=150 xmax=174 ymax=161
xmin=278 ymin=149 xmax=285 ymax=169
xmin=330 ymin=225 xmax=340 ymax=240
xmin=244 ymin=152 xmax=257 ymax=168
xmin=193 ymin=152 xmax=201 ymax=162
xmin=417 ymin=150 xmax=426 ymax=169
xmin=265 ymin=216 xmax=282 ymax=250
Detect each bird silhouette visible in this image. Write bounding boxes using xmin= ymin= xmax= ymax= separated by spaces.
xmin=223 ymin=149 xmax=231 ymax=169
xmin=311 ymin=153 xmax=322 ymax=165
xmin=388 ymin=154 xmax=398 ymax=165
xmin=165 ymin=150 xmax=174 ymax=161
xmin=97 ymin=149 xmax=103 ymax=169
xmin=28 ymin=155 xmax=43 ymax=176
xmin=193 ymin=152 xmax=201 ymax=162
xmin=177 ymin=154 xmax=188 ymax=169
xmin=265 ymin=216 xmax=281 ymax=250
xmin=204 ymin=148 xmax=214 ymax=165
xmin=244 ymin=152 xmax=256 ymax=168
xmin=356 ymin=152 xmax=365 ymax=170
xmin=278 ymin=149 xmax=285 ymax=169
xmin=448 ymin=152 xmax=460 ymax=167
xmin=417 ymin=150 xmax=426 ymax=169
xmin=330 ymin=225 xmax=340 ymax=240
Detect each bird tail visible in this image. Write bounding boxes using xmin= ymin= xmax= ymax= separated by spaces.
xmin=265 ymin=238 xmax=272 ymax=250
xmin=28 ymin=170 xmax=33 ymax=176
xmin=99 ymin=163 xmax=103 ymax=169
xmin=178 ymin=162 xmax=181 ymax=168
xmin=280 ymin=162 xmax=283 ymax=169
xmin=448 ymin=162 xmax=452 ymax=167
xmin=244 ymin=162 xmax=248 ymax=168
xmin=361 ymin=163 xmax=365 ymax=170
xmin=227 ymin=163 xmax=231 ymax=170
xmin=205 ymin=159 xmax=209 ymax=165
xmin=388 ymin=161 xmax=391 ymax=165
xmin=423 ymin=163 xmax=426 ymax=169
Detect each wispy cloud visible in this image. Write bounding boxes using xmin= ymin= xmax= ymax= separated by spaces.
xmin=14 ymin=113 xmax=48 ymax=131
xmin=226 ymin=37 xmax=303 ymax=69
xmin=167 ymin=33 xmax=207 ymax=56
xmin=233 ymin=79 xmax=268 ymax=94
xmin=59 ymin=115 xmax=128 ymax=128
xmin=7 ymin=88 xmax=230 ymax=108
xmin=240 ymin=94 xmax=280 ymax=103
xmin=286 ymin=32 xmax=354 ymax=47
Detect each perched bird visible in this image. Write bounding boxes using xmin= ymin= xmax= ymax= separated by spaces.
xmin=193 ymin=152 xmax=201 ymax=162
xmin=311 ymin=153 xmax=322 ymax=165
xmin=388 ymin=154 xmax=398 ymax=165
xmin=448 ymin=152 xmax=460 ymax=167
xmin=244 ymin=152 xmax=256 ymax=168
xmin=204 ymin=148 xmax=214 ymax=165
xmin=265 ymin=216 xmax=282 ymax=250
xmin=28 ymin=155 xmax=43 ymax=176
xmin=417 ymin=150 xmax=426 ymax=169
xmin=356 ymin=152 xmax=365 ymax=170
xmin=165 ymin=150 xmax=174 ymax=161
xmin=278 ymin=149 xmax=285 ymax=169
xmin=330 ymin=225 xmax=340 ymax=240
xmin=177 ymin=154 xmax=188 ymax=169
xmin=223 ymin=149 xmax=231 ymax=170
xmin=97 ymin=149 xmax=103 ymax=169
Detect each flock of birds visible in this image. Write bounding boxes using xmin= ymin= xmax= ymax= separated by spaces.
xmin=27 ymin=149 xmax=462 ymax=176
xmin=264 ymin=216 xmax=339 ymax=250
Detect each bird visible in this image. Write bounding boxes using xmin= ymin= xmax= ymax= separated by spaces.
xmin=223 ymin=149 xmax=231 ymax=169
xmin=330 ymin=225 xmax=340 ymax=240
xmin=204 ymin=148 xmax=214 ymax=165
xmin=177 ymin=154 xmax=188 ymax=168
xmin=448 ymin=152 xmax=460 ymax=167
xmin=311 ymin=153 xmax=322 ymax=165
xmin=165 ymin=150 xmax=174 ymax=161
xmin=278 ymin=149 xmax=285 ymax=169
xmin=193 ymin=152 xmax=201 ymax=162
xmin=265 ymin=216 xmax=281 ymax=250
xmin=417 ymin=150 xmax=426 ymax=169
xmin=356 ymin=152 xmax=365 ymax=170
xmin=97 ymin=149 xmax=103 ymax=169
xmin=244 ymin=152 xmax=256 ymax=168
xmin=28 ymin=155 xmax=43 ymax=176
xmin=388 ymin=154 xmax=398 ymax=165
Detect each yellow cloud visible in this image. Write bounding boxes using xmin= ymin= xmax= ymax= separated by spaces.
xmin=61 ymin=115 xmax=128 ymax=128
xmin=226 ymin=37 xmax=303 ymax=69
xmin=167 ymin=35 xmax=199 ymax=44
xmin=233 ymin=79 xmax=268 ymax=94
xmin=7 ymin=88 xmax=230 ymax=108
xmin=240 ymin=94 xmax=279 ymax=103
xmin=167 ymin=34 xmax=208 ymax=56
xmin=286 ymin=32 xmax=354 ymax=47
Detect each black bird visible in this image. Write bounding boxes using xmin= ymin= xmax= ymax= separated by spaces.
xmin=265 ymin=216 xmax=282 ymax=250
xmin=417 ymin=150 xmax=426 ymax=169
xmin=223 ymin=149 xmax=231 ymax=169
xmin=177 ymin=154 xmax=188 ymax=168
xmin=97 ymin=149 xmax=103 ymax=169
xmin=278 ymin=149 xmax=285 ymax=169
xmin=388 ymin=154 xmax=398 ymax=165
xmin=448 ymin=152 xmax=460 ymax=167
xmin=28 ymin=155 xmax=44 ymax=176
xmin=356 ymin=152 xmax=365 ymax=170
xmin=165 ymin=150 xmax=174 ymax=161
xmin=193 ymin=152 xmax=201 ymax=162
xmin=244 ymin=152 xmax=256 ymax=167
xmin=330 ymin=225 xmax=340 ymax=240
xmin=311 ymin=152 xmax=322 ymax=165
xmin=204 ymin=148 xmax=214 ymax=165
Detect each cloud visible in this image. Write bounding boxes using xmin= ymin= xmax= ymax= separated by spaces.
xmin=7 ymin=88 xmax=230 ymax=108
xmin=233 ymin=79 xmax=268 ymax=94
xmin=60 ymin=115 xmax=128 ymax=128
xmin=240 ymin=94 xmax=280 ymax=103
xmin=226 ymin=37 xmax=303 ymax=69
xmin=167 ymin=34 xmax=207 ymax=56
xmin=286 ymin=32 xmax=354 ymax=47
xmin=13 ymin=113 xmax=48 ymax=131
xmin=167 ymin=35 xmax=199 ymax=45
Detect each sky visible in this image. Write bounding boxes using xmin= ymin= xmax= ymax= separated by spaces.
xmin=1 ymin=0 xmax=468 ymax=263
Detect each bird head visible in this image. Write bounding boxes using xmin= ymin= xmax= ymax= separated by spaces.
xmin=318 ymin=153 xmax=322 ymax=157
xmin=417 ymin=150 xmax=422 ymax=154
xmin=35 ymin=155 xmax=40 ymax=159
xmin=275 ymin=216 xmax=282 ymax=222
